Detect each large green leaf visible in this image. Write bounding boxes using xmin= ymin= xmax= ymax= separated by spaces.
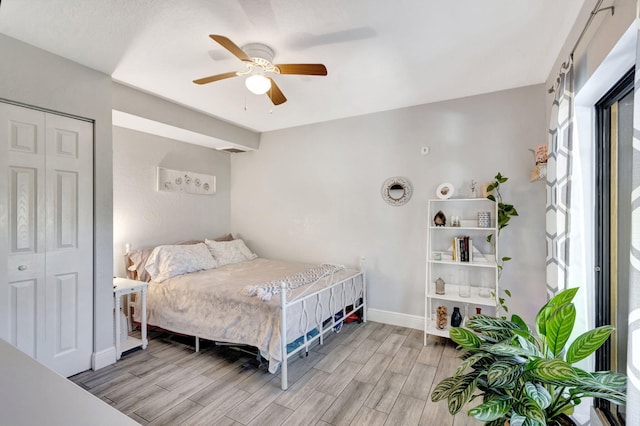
xmin=431 ymin=376 xmax=459 ymax=402
xmin=536 ymin=288 xmax=578 ymax=336
xmin=527 ymin=358 xmax=577 ymax=385
xmin=569 ymin=386 xmax=627 ymax=405
xmin=509 ymin=414 xmax=527 ymax=426
xmin=466 ymin=315 xmax=519 ymax=332
xmin=566 ymin=325 xmax=614 ymax=364
xmin=514 ymin=398 xmax=546 ymax=425
xmin=468 ymin=396 xmax=511 ymax=421
xmin=511 ymin=314 xmax=531 ymax=332
xmin=455 ymin=352 xmax=488 ymax=376
xmin=545 ymin=303 xmax=576 ymax=356
xmin=515 ymin=334 xmax=542 ymax=357
xmin=485 ymin=342 xmax=530 ymax=357
xmin=588 ymin=371 xmax=627 ymax=389
xmin=449 ymin=327 xmax=482 ymax=349
xmin=524 ymin=382 xmax=551 ymax=409
xmin=446 ymin=374 xmax=478 ymax=415
xmin=487 ymin=361 xmax=523 ymax=388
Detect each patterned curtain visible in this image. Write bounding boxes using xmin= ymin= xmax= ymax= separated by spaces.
xmin=627 ymin=23 xmax=640 ymax=426
xmin=546 ymin=61 xmax=574 ymax=298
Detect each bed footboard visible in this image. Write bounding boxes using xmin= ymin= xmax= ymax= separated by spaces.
xmin=279 ymin=265 xmax=366 ymax=390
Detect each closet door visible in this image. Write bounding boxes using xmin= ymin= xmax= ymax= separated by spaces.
xmin=0 ymin=104 xmax=46 ymax=359
xmin=0 ymin=102 xmax=93 ymax=377
xmin=42 ymin=113 xmax=93 ymax=376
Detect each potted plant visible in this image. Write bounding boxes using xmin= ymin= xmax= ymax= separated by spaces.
xmin=431 ymin=288 xmax=626 ymax=425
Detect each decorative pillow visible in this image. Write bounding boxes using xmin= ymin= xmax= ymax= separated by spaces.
xmin=204 ymin=238 xmax=258 ymax=267
xmin=144 ymin=243 xmax=217 ymax=282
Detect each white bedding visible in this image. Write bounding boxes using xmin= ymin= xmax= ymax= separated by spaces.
xmin=134 ymin=258 xmax=362 ymax=372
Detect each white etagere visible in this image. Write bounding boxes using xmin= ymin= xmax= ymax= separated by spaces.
xmin=424 ymin=198 xmax=499 ymax=344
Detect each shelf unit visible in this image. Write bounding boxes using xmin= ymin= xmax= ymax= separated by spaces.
xmin=424 ymin=198 xmax=499 ymax=343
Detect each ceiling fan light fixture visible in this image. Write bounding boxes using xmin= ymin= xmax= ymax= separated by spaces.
xmin=245 ymin=74 xmax=271 ymax=95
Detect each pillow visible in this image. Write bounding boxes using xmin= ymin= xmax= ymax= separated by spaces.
xmin=144 ymin=243 xmax=217 ymax=282
xmin=204 ymin=238 xmax=258 ymax=267
xmin=126 ymin=247 xmax=156 ymax=282
xmin=126 ymin=240 xmax=204 ymax=282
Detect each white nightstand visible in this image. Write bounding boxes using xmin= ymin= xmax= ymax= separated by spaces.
xmin=113 ymin=277 xmax=148 ymax=360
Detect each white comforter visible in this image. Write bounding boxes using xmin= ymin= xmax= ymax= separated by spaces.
xmin=135 ymin=258 xmax=361 ymax=372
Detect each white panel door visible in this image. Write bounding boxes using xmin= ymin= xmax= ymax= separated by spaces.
xmin=43 ymin=113 xmax=93 ymax=376
xmin=0 ymin=104 xmax=46 ymax=358
xmin=0 ymin=103 xmax=93 ymax=377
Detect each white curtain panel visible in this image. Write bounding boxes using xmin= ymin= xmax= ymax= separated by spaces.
xmin=627 ymin=24 xmax=640 ymax=426
xmin=546 ymin=63 xmax=574 ymax=298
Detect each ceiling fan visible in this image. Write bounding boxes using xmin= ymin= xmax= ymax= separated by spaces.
xmin=193 ymin=35 xmax=327 ymax=106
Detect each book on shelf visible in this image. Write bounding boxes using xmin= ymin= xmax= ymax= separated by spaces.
xmin=452 ymin=236 xmax=473 ymax=262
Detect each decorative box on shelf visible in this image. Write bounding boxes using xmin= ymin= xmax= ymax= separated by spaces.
xmin=424 ymin=198 xmax=499 ymax=344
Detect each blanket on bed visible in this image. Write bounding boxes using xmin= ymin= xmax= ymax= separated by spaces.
xmin=243 ymin=263 xmax=345 ymax=301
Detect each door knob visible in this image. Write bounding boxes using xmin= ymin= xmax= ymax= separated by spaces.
xmin=18 ymin=265 xmax=27 ymax=271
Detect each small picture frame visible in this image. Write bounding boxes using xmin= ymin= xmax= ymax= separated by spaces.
xmin=436 ymin=183 xmax=454 ymax=199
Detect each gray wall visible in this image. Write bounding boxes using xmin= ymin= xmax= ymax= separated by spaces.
xmin=231 ymin=84 xmax=547 ymax=324
xmin=113 ymin=126 xmax=231 ymax=276
xmin=0 ymin=34 xmax=114 ymax=359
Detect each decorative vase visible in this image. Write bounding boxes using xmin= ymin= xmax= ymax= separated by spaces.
xmin=436 ymin=306 xmax=447 ymax=329
xmin=451 ymin=307 xmax=462 ymax=327
xmin=435 ymin=277 xmax=445 ymax=295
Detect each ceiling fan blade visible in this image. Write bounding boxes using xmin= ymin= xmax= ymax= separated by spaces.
xmin=266 ymin=78 xmax=287 ymax=105
xmin=193 ymin=71 xmax=239 ymax=85
xmin=276 ymin=64 xmax=327 ymax=76
xmin=209 ymin=35 xmax=252 ymax=62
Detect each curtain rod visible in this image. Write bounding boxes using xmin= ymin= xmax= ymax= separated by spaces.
xmin=547 ymin=1 xmax=615 ymax=93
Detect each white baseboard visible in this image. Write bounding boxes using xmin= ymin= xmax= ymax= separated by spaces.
xmin=92 ymin=346 xmax=116 ymax=370
xmin=367 ymin=308 xmax=424 ymax=330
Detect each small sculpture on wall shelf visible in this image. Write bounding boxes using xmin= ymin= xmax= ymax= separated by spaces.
xmin=434 ymin=210 xmax=446 ymax=227
xmin=435 ymin=277 xmax=445 ymax=294
xmin=436 ymin=306 xmax=447 ymax=329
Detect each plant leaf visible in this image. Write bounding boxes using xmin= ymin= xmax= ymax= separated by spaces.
xmin=446 ymin=374 xmax=478 ymax=415
xmin=510 ymin=413 xmax=527 ymax=426
xmin=487 ymin=194 xmax=496 ymax=202
xmin=431 ymin=376 xmax=459 ymax=402
xmin=514 ymin=398 xmax=546 ymax=425
xmin=527 ymin=358 xmax=577 ymax=385
xmin=468 ymin=396 xmax=511 ymax=421
xmin=487 ymin=361 xmax=523 ymax=388
xmin=466 ymin=315 xmax=519 ymax=332
xmin=510 ymin=314 xmax=529 ymax=332
xmin=545 ymin=302 xmax=576 ymax=356
xmin=536 ymin=288 xmax=578 ymax=337
xmin=504 ymin=289 xmax=512 ymax=297
xmin=502 ymin=256 xmax=512 ymax=262
xmin=449 ymin=327 xmax=482 ymax=349
xmin=524 ymin=382 xmax=551 ymax=409
xmin=486 ymin=343 xmax=530 ymax=357
xmin=566 ymin=326 xmax=614 ymax=364
xmin=487 ymin=183 xmax=496 ymax=192
xmin=455 ymin=352 xmax=489 ymax=376
xmin=569 ymin=386 xmax=627 ymax=405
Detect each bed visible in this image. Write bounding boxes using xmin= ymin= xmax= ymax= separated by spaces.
xmin=124 ymin=238 xmax=366 ymax=390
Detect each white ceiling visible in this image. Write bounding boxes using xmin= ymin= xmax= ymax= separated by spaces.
xmin=0 ymin=0 xmax=584 ymax=133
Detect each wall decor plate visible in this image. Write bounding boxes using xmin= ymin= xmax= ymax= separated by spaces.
xmin=436 ymin=183 xmax=454 ymax=199
xmin=157 ymin=167 xmax=216 ymax=195
xmin=381 ymin=176 xmax=412 ymax=206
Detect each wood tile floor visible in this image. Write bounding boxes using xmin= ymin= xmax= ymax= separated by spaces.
xmin=70 ymin=322 xmax=481 ymax=426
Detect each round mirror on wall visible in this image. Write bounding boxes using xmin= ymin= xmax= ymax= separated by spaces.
xmin=381 ymin=177 xmax=412 ymax=206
